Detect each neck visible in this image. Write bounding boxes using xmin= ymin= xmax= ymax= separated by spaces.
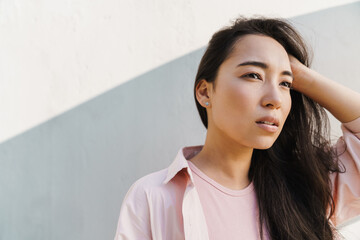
xmin=189 ymin=127 xmax=253 ymax=190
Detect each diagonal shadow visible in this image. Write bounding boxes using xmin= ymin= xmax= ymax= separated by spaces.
xmin=0 ymin=2 xmax=359 ymax=240
xmin=0 ymin=46 xmax=207 ymax=240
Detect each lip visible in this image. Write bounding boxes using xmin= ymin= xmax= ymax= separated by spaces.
xmin=255 ymin=116 xmax=280 ymax=133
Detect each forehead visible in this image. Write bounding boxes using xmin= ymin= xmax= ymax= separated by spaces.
xmin=225 ymin=34 xmax=290 ymax=67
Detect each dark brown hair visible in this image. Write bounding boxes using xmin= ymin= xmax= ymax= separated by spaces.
xmin=194 ymin=17 xmax=342 ymax=240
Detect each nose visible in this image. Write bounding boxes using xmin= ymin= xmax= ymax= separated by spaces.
xmin=261 ymin=84 xmax=282 ymax=109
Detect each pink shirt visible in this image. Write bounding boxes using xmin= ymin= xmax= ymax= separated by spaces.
xmin=114 ymin=117 xmax=360 ymax=240
xmin=188 ymin=161 xmax=267 ymax=239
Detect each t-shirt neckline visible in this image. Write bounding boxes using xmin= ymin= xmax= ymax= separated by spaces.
xmin=187 ymin=160 xmax=254 ymax=197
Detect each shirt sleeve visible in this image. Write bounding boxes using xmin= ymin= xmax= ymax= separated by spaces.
xmin=330 ymin=116 xmax=360 ymax=226
xmin=114 ymin=180 xmax=152 ymax=240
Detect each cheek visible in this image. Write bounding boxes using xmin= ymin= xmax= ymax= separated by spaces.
xmin=217 ymin=84 xmax=254 ymax=112
xmin=212 ymin=84 xmax=256 ymax=127
xmin=229 ymin=78 xmax=257 ymax=101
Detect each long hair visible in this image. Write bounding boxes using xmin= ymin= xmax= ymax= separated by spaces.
xmin=193 ymin=17 xmax=342 ymax=240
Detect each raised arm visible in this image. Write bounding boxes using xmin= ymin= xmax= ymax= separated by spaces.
xmin=289 ymin=56 xmax=360 ymax=123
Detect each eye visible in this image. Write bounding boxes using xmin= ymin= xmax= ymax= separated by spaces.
xmin=242 ymin=73 xmax=262 ymax=80
xmin=280 ymin=81 xmax=292 ymax=89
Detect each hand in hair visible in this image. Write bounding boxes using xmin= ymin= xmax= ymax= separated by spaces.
xmin=289 ymin=55 xmax=360 ymax=123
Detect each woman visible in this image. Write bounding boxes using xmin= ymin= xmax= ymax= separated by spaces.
xmin=114 ymin=17 xmax=360 ymax=240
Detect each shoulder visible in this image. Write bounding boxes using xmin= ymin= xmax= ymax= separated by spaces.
xmin=131 ymin=168 xmax=168 ymax=190
xmin=119 ymin=168 xmax=169 ymax=217
xmin=329 ymin=117 xmax=360 ymax=226
xmin=125 ymin=168 xmax=168 ymax=197
xmin=123 ymin=166 xmax=189 ymax=207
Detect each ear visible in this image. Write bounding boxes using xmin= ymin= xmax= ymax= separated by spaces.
xmin=195 ymin=79 xmax=212 ymax=108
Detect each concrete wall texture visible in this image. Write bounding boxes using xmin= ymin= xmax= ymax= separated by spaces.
xmin=0 ymin=0 xmax=359 ymax=239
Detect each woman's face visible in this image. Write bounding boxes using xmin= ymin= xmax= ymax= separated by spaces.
xmin=206 ymin=34 xmax=293 ymax=149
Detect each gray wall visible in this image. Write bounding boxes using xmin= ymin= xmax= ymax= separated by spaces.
xmin=1 ymin=2 xmax=360 ymax=240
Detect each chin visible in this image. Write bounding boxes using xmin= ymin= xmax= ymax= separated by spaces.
xmin=255 ymin=145 xmax=273 ymax=150
xmin=252 ymin=140 xmax=276 ymax=150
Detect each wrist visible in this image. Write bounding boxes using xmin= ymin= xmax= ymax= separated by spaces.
xmin=292 ymin=66 xmax=316 ymax=92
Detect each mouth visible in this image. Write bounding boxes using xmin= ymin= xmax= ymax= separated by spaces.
xmin=255 ymin=121 xmax=278 ymax=126
xmin=255 ymin=117 xmax=280 ymax=133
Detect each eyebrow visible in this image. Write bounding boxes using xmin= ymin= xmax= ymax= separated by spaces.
xmin=237 ymin=61 xmax=293 ymax=79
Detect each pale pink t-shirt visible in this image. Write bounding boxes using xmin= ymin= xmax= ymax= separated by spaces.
xmin=187 ymin=161 xmax=268 ymax=240
xmin=115 ymin=117 xmax=360 ymax=240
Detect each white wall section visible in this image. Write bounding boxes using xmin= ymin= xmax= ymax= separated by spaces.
xmin=0 ymin=0 xmax=358 ymax=144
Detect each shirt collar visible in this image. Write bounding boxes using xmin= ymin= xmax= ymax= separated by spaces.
xmin=163 ymin=145 xmax=203 ymax=184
